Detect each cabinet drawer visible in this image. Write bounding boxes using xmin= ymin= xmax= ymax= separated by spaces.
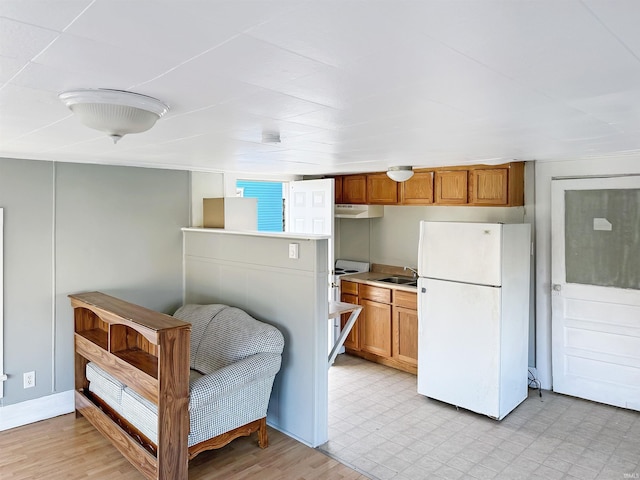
xmin=340 ymin=280 xmax=359 ymax=295
xmin=360 ymin=284 xmax=391 ymax=303
xmin=393 ymin=290 xmax=417 ymax=309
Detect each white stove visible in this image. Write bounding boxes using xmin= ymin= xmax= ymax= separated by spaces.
xmin=331 ymin=259 xmax=370 ymax=302
xmin=334 ymin=259 xmax=370 ymax=279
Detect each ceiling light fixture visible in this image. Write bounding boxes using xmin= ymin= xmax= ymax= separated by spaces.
xmin=386 ymin=166 xmax=414 ymax=182
xmin=59 ymin=88 xmax=169 ymax=144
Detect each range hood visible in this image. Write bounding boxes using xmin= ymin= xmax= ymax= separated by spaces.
xmin=334 ymin=204 xmax=384 ymax=219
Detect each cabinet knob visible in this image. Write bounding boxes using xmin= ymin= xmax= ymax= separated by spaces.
xmin=421 ymin=287 xmax=426 ymax=293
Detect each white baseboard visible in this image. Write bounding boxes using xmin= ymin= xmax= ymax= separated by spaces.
xmin=0 ymin=390 xmax=74 ymax=431
xmin=267 ymin=419 xmax=322 ymax=448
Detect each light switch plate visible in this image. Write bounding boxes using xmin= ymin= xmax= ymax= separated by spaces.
xmin=288 ymin=243 xmax=299 ymax=259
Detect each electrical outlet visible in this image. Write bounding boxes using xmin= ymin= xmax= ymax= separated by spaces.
xmin=23 ymin=371 xmax=35 ymax=389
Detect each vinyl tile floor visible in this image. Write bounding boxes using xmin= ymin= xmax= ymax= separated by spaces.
xmin=320 ymin=354 xmax=640 ymax=480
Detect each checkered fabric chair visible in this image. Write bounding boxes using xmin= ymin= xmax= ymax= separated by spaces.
xmin=173 ymin=304 xmax=285 ymax=457
xmin=85 ymin=304 xmax=284 ymax=459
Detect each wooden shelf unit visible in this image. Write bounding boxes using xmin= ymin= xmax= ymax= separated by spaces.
xmin=71 ymin=291 xmax=191 ymax=480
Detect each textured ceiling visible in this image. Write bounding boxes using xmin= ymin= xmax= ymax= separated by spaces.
xmin=2 ymin=1 xmax=640 ymax=176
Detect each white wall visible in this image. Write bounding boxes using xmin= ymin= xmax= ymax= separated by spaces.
xmin=534 ymin=156 xmax=640 ymax=389
xmin=371 ymin=205 xmax=527 ymax=268
xmin=182 ymin=229 xmax=329 ymax=447
xmin=54 ymin=163 xmax=189 ymax=393
xmin=338 ymin=207 xmax=527 ymax=265
xmin=0 ymin=159 xmax=189 ymax=428
xmin=190 ymin=171 xmax=225 ymax=227
xmin=0 ymin=159 xmax=54 ymax=406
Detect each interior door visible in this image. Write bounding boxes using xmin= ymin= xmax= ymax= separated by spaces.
xmin=287 ymin=179 xmax=335 ymax=300
xmin=551 ymin=176 xmax=640 ymax=411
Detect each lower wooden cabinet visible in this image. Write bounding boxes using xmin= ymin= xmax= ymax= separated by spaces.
xmin=341 ymin=280 xmax=417 ymax=374
xmin=392 ymin=289 xmax=418 ymax=366
xmin=393 ymin=306 xmax=418 ymax=366
xmin=360 ymin=299 xmax=392 ymax=357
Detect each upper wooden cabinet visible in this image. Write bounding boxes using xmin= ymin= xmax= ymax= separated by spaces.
xmin=400 ymin=171 xmax=434 ymax=205
xmin=434 ymin=170 xmax=468 ymax=204
xmin=469 ymin=162 xmax=524 ymax=206
xmin=342 ymin=175 xmax=367 ymax=204
xmin=367 ymin=173 xmax=398 ymax=204
xmin=469 ymin=168 xmax=508 ymax=205
xmin=334 ymin=176 xmax=343 ymax=204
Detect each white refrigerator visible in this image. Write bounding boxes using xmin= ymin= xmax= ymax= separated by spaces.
xmin=417 ymin=221 xmax=531 ymax=420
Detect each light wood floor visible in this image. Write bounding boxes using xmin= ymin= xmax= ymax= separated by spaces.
xmin=0 ymin=413 xmax=367 ymax=480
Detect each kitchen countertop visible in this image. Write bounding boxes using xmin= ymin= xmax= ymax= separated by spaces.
xmin=339 ymin=271 xmax=418 ymax=292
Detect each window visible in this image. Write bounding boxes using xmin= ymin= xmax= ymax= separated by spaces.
xmin=236 ymin=181 xmax=284 ymax=232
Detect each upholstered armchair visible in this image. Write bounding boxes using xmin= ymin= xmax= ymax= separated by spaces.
xmin=174 ymin=304 xmax=285 ymax=457
xmin=85 ymin=304 xmax=284 ymax=460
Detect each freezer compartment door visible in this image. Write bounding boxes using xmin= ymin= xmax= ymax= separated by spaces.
xmin=418 ymin=278 xmax=501 ymax=418
xmin=418 ymin=221 xmax=502 ymax=286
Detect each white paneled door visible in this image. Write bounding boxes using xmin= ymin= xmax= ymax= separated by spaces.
xmin=288 ymin=179 xmax=334 ymax=300
xmin=551 ymin=176 xmax=640 ymax=411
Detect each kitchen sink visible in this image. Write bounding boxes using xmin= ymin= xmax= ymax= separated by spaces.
xmin=377 ymin=276 xmax=417 ymax=287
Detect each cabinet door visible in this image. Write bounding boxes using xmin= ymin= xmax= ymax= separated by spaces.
xmin=360 ymin=299 xmax=392 ymax=357
xmin=435 ymin=170 xmax=468 ymax=204
xmin=469 ymin=168 xmax=508 ymax=205
xmin=334 ymin=176 xmax=343 ymax=204
xmin=366 ymin=173 xmax=398 ymax=204
xmin=401 ymin=171 xmax=434 ymax=205
xmin=393 ymin=306 xmax=418 ymax=366
xmin=341 ymin=292 xmax=359 ymax=350
xmin=342 ymin=175 xmax=367 ymax=204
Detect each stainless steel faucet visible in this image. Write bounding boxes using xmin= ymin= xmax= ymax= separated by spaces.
xmin=404 ymin=266 xmax=418 ymax=279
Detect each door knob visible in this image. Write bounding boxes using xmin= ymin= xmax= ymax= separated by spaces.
xmin=553 ymin=284 xmax=562 ymax=292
